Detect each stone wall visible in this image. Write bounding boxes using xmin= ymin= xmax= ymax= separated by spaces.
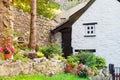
xmin=12 ymin=7 xmax=58 ymax=47
xmin=0 ymin=0 xmax=13 ymax=35
xmin=0 ymin=57 xmax=65 ymax=77
xmin=90 ymin=68 xmax=112 ymax=80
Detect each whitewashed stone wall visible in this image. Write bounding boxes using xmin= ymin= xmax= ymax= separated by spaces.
xmin=72 ymin=0 xmax=120 ymax=66
xmin=54 ymin=32 xmax=62 ymax=47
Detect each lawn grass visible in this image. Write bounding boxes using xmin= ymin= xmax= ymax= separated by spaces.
xmin=0 ymin=73 xmax=88 ymax=80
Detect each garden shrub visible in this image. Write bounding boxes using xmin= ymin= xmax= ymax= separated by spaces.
xmin=85 ymin=53 xmax=97 ymax=67
xmin=77 ymin=51 xmax=106 ymax=69
xmin=66 ymin=56 xmax=79 ymax=67
xmin=76 ymin=51 xmax=106 ymax=75
xmin=39 ymin=43 xmax=63 ymax=58
xmin=90 ymin=66 xmax=99 ymax=75
xmin=95 ymin=56 xmax=106 ymax=69
xmin=77 ymin=64 xmax=89 ymax=78
xmin=77 ymin=51 xmax=93 ymax=64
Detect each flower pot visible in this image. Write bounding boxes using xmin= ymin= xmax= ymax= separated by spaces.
xmin=4 ymin=54 xmax=13 ymax=60
xmin=65 ymin=64 xmax=73 ymax=73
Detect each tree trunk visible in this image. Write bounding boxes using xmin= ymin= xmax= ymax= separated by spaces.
xmin=29 ymin=0 xmax=36 ymax=51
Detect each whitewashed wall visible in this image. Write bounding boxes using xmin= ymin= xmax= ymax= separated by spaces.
xmin=72 ymin=0 xmax=120 ymax=66
xmin=54 ymin=32 xmax=62 ymax=47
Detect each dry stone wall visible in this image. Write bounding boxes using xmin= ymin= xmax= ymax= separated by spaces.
xmin=12 ymin=7 xmax=58 ymax=47
xmin=0 ymin=0 xmax=13 ymax=35
xmin=0 ymin=57 xmax=65 ymax=77
xmin=90 ymin=69 xmax=112 ymax=80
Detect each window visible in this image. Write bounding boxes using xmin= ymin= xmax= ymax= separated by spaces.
xmin=83 ymin=22 xmax=97 ymax=37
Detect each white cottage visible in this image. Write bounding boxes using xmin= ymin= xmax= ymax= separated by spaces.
xmin=52 ymin=0 xmax=120 ymax=66
xmin=72 ymin=0 xmax=120 ymax=66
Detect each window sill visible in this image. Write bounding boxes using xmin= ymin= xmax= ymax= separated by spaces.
xmin=84 ymin=35 xmax=96 ymax=37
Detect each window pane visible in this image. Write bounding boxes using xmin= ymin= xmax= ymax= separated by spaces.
xmin=91 ymin=31 xmax=94 ymax=34
xmin=87 ymin=31 xmax=90 ymax=34
xmin=87 ymin=27 xmax=90 ymax=29
xmin=91 ymin=26 xmax=93 ymax=29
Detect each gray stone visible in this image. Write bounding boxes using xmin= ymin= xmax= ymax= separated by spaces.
xmin=11 ymin=7 xmax=58 ymax=47
xmin=0 ymin=59 xmax=65 ymax=77
xmin=91 ymin=69 xmax=112 ymax=80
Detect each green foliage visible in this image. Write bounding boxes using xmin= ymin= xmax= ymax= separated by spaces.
xmin=77 ymin=51 xmax=92 ymax=64
xmin=37 ymin=52 xmax=44 ymax=58
xmin=66 ymin=56 xmax=79 ymax=67
xmin=76 ymin=51 xmax=106 ymax=75
xmin=85 ymin=54 xmax=97 ymax=67
xmin=37 ymin=0 xmax=61 ymax=19
xmin=65 ymin=1 xmax=76 ymax=9
xmin=47 ymin=1 xmax=60 ymax=10
xmin=0 ymin=73 xmax=88 ymax=80
xmin=13 ymin=0 xmax=30 ymax=12
xmin=39 ymin=43 xmax=63 ymax=58
xmin=13 ymin=0 xmax=61 ymax=19
xmin=77 ymin=51 xmax=106 ymax=69
xmin=90 ymin=66 xmax=99 ymax=75
xmin=95 ymin=56 xmax=106 ymax=69
xmin=0 ymin=53 xmax=4 ymax=60
xmin=14 ymin=53 xmax=30 ymax=62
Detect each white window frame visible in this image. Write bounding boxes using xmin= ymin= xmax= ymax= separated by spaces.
xmin=83 ymin=22 xmax=97 ymax=37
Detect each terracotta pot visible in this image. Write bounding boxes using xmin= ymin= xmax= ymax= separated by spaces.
xmin=65 ymin=64 xmax=73 ymax=73
xmin=4 ymin=54 xmax=13 ymax=60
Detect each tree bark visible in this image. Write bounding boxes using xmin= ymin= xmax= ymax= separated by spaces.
xmin=29 ymin=0 xmax=36 ymax=51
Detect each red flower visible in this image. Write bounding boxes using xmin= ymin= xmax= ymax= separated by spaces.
xmin=0 ymin=37 xmax=14 ymax=54
xmin=74 ymin=69 xmax=79 ymax=75
xmin=0 ymin=47 xmax=3 ymax=53
xmin=79 ymin=63 xmax=83 ymax=68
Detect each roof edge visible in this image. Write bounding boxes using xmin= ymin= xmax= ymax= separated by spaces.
xmin=51 ymin=0 xmax=96 ymax=34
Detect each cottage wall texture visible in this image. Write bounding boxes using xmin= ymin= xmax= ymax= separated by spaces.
xmin=72 ymin=0 xmax=120 ymax=66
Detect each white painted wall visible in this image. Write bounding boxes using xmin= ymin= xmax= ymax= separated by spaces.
xmin=72 ymin=0 xmax=120 ymax=66
xmin=54 ymin=32 xmax=62 ymax=47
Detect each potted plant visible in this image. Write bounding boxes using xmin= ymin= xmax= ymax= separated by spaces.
xmin=65 ymin=56 xmax=79 ymax=73
xmin=0 ymin=37 xmax=14 ymax=60
xmin=3 ymin=46 xmax=13 ymax=59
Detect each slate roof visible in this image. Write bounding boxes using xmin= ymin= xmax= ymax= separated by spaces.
xmin=51 ymin=0 xmax=95 ymax=34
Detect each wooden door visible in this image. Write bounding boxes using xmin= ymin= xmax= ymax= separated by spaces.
xmin=61 ymin=28 xmax=72 ymax=58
